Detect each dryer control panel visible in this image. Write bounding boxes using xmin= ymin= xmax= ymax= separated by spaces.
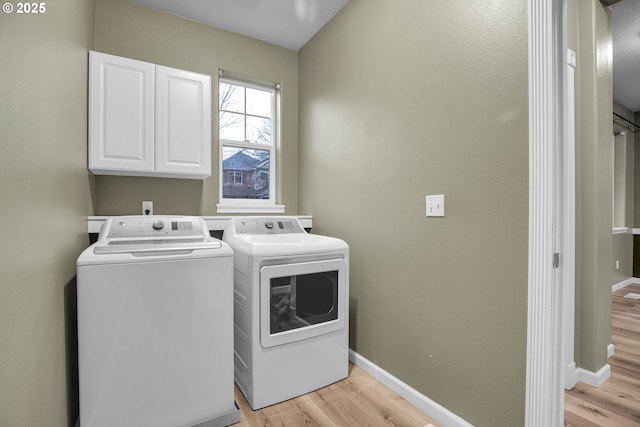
xmin=233 ymin=217 xmax=305 ymax=235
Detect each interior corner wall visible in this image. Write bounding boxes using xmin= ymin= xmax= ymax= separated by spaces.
xmin=0 ymin=0 xmax=95 ymax=425
xmin=92 ymin=0 xmax=299 ymax=216
xmin=298 ymin=1 xmax=528 ymax=425
xmin=567 ymin=0 xmax=614 ymax=374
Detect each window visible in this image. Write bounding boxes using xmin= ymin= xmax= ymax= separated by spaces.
xmin=217 ymin=75 xmax=283 ymax=213
xmin=223 ymin=170 xmax=243 ymax=185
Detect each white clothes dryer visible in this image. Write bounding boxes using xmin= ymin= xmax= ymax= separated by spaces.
xmin=223 ymin=216 xmax=349 ymax=410
xmin=76 ymin=216 xmax=240 ymax=427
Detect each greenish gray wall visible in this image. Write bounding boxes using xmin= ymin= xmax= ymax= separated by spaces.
xmin=567 ymin=0 xmax=613 ymax=373
xmin=298 ymin=1 xmax=528 ymax=425
xmin=93 ymin=0 xmax=299 ymax=215
xmin=0 ymin=0 xmax=95 ymax=425
xmin=613 ymin=233 xmax=633 ymax=283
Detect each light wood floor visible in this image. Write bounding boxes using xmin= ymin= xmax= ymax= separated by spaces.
xmin=564 ymin=283 xmax=640 ymax=426
xmin=231 ymin=281 xmax=640 ymax=427
xmin=233 ymin=363 xmax=441 ymax=427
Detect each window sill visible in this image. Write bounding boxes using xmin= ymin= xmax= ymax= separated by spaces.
xmin=613 ymin=227 xmax=630 ymax=235
xmin=216 ymin=204 xmax=285 ymax=214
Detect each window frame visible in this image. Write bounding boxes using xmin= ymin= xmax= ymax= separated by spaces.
xmin=217 ymin=75 xmax=283 ymax=213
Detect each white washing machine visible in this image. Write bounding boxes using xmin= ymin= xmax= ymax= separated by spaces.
xmin=76 ymin=216 xmax=240 ymax=427
xmin=223 ymin=216 xmax=349 ymax=409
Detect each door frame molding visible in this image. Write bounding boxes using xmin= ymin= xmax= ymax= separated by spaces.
xmin=526 ymin=0 xmax=567 ymax=425
xmin=562 ymin=48 xmax=577 ymax=391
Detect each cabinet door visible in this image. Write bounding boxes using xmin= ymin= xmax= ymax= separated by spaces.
xmin=155 ymin=66 xmax=211 ymax=178
xmin=89 ymin=51 xmax=155 ymax=174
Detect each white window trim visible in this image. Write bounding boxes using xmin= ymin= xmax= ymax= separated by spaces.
xmin=612 ymin=227 xmax=629 ymax=235
xmin=216 ymin=204 xmax=285 ymax=214
xmin=217 ymin=74 xmax=283 ymax=214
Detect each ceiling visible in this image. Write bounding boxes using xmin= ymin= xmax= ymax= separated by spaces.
xmin=128 ymin=0 xmax=349 ymax=51
xmin=129 ymin=0 xmax=638 ymax=113
xmin=612 ymin=0 xmax=640 ymax=112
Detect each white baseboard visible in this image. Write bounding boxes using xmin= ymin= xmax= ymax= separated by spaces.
xmin=608 ymin=343 xmax=615 ymax=359
xmin=612 ymin=277 xmax=640 ymax=292
xmin=565 ymin=280 xmax=628 ymax=391
xmin=576 ymin=364 xmax=611 ymax=388
xmin=348 ymin=349 xmax=473 ymax=427
xmin=565 ymin=359 xmax=613 ymax=390
xmin=564 ymin=362 xmax=577 ymax=390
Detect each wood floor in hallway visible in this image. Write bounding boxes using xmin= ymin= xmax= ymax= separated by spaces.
xmin=233 ymin=363 xmax=441 ymax=427
xmin=564 ymin=283 xmax=640 ymax=426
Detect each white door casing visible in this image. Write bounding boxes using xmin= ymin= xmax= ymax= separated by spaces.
xmin=562 ymin=48 xmax=577 ymax=391
xmin=526 ymin=0 xmax=566 ymax=426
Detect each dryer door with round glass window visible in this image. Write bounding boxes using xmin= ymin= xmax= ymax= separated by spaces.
xmin=259 ymin=259 xmax=346 ymax=348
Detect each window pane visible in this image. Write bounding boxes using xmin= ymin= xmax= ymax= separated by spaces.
xmin=219 ymin=82 xmax=244 ymax=113
xmin=219 ymin=111 xmax=245 ymax=141
xmin=246 ymin=87 xmax=272 ymax=117
xmin=222 ymin=146 xmax=270 ymax=199
xmin=247 ymin=115 xmax=272 ymax=144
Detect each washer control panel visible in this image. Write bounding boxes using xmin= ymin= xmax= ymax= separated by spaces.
xmin=104 ymin=216 xmax=205 ymax=239
xmin=234 ymin=217 xmax=305 ymax=235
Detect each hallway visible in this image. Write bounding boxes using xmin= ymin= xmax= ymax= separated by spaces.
xmin=564 ymin=283 xmax=640 ymax=426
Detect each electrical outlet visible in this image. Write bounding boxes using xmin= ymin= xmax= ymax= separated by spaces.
xmin=142 ymin=201 xmax=153 ymax=215
xmin=426 ymin=195 xmax=445 ymax=217
xmin=616 ymin=260 xmax=620 ymax=270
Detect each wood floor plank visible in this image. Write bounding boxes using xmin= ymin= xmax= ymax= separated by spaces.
xmin=601 ymin=376 xmax=640 ymax=400
xmin=342 ymin=378 xmax=430 ymax=426
xmin=564 ymin=408 xmax=609 ymax=427
xmin=233 ymin=364 xmax=440 ymax=427
xmin=301 ymin=385 xmax=381 ymax=426
xmin=565 ymin=391 xmax=639 ymax=426
xmin=569 ymin=383 xmax=640 ymax=424
xmin=565 ymin=283 xmax=640 ymax=426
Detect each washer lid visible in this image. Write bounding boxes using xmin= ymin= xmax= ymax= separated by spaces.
xmin=94 ymin=216 xmax=221 ymax=253
xmin=78 ymin=215 xmax=233 ymax=265
xmin=93 ymin=237 xmax=222 ymax=255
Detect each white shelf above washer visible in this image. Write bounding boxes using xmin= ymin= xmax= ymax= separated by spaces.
xmin=88 ymin=215 xmax=313 ymax=234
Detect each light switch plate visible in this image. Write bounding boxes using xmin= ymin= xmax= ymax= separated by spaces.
xmin=426 ymin=195 xmax=445 ymax=217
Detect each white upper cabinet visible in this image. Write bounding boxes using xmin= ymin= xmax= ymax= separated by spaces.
xmin=89 ymin=51 xmax=211 ymax=179
xmin=155 ymin=66 xmax=211 ymax=177
xmin=89 ymin=51 xmax=155 ymax=174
